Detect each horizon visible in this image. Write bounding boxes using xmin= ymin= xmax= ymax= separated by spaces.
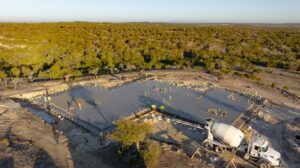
xmin=0 ymin=0 xmax=300 ymax=24
xmin=1 ymin=21 xmax=300 ymax=25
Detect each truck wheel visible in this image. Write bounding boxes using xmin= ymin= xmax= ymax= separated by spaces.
xmin=203 ymin=142 xmax=212 ymax=150
xmin=215 ymin=146 xmax=224 ymax=154
xmin=259 ymin=161 xmax=270 ymax=168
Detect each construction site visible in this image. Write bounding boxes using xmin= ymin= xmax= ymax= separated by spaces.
xmin=1 ymin=70 xmax=300 ymax=168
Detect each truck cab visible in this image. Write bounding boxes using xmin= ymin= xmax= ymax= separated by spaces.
xmin=246 ymin=137 xmax=281 ymax=168
xmin=203 ymin=120 xmax=281 ymax=168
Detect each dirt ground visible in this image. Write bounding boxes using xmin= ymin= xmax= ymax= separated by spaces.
xmin=0 ymin=69 xmax=299 ymax=168
xmin=248 ymin=109 xmax=300 ymax=168
xmin=0 ymin=133 xmax=57 ymax=168
xmin=0 ymin=99 xmax=73 ymax=168
xmin=146 ymin=69 xmax=300 ymax=109
xmin=257 ymin=67 xmax=300 ymax=97
xmin=144 ymin=112 xmax=256 ymax=168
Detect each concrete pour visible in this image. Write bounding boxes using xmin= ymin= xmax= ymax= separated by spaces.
xmin=33 ymin=80 xmax=252 ymax=131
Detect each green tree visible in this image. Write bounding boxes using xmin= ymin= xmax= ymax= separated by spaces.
xmin=89 ymin=67 xmax=99 ymax=77
xmin=0 ymin=23 xmax=299 ymax=79
xmin=10 ymin=67 xmax=21 ymax=89
xmin=10 ymin=67 xmax=21 ymax=77
xmin=109 ymin=120 xmax=152 ymax=150
xmin=48 ymin=62 xmax=64 ymax=79
xmin=271 ymin=82 xmax=278 ymax=88
xmin=21 ymin=66 xmax=33 ymax=82
xmin=0 ymin=71 xmax=8 ymax=88
xmin=140 ymin=141 xmax=161 ymax=167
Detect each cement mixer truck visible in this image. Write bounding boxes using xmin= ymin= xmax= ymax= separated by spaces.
xmin=203 ymin=120 xmax=281 ymax=168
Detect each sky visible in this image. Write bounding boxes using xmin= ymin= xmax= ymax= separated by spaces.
xmin=0 ymin=0 xmax=299 ymax=23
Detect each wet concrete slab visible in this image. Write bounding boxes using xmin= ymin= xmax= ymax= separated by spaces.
xmin=34 ymin=80 xmax=252 ymax=130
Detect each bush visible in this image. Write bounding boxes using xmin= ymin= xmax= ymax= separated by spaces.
xmin=0 ymin=137 xmax=10 ymax=147
xmin=253 ymin=68 xmax=263 ymax=74
xmin=141 ymin=141 xmax=161 ymax=167
xmin=234 ymin=71 xmax=243 ymax=77
xmin=271 ymin=82 xmax=278 ymax=88
xmin=283 ymin=86 xmax=289 ymax=90
xmin=109 ymin=119 xmax=152 ymax=150
xmin=210 ymin=70 xmax=224 ymax=78
xmin=244 ymin=73 xmax=261 ymax=82
xmin=193 ymin=66 xmax=203 ymax=71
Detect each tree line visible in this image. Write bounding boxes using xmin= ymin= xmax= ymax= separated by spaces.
xmin=0 ymin=23 xmax=299 ymax=84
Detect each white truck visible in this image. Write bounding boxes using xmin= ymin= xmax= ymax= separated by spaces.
xmin=203 ymin=120 xmax=281 ymax=168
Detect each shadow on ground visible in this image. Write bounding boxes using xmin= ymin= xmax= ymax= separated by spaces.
xmin=0 ymin=130 xmax=57 ymax=168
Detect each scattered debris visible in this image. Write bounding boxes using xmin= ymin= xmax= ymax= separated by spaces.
xmin=191 ymin=148 xmax=202 ymax=159
xmin=154 ymin=87 xmax=168 ymax=93
xmin=208 ymin=108 xmax=228 ymax=117
xmin=227 ymin=93 xmax=236 ymax=101
xmin=209 ymin=155 xmax=220 ymax=163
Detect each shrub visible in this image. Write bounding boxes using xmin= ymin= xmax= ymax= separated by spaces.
xmin=141 ymin=141 xmax=161 ymax=167
xmin=244 ymin=74 xmax=261 ymax=82
xmin=283 ymin=86 xmax=289 ymax=90
xmin=234 ymin=71 xmax=243 ymax=77
xmin=271 ymin=82 xmax=278 ymax=88
xmin=0 ymin=137 xmax=10 ymax=147
xmin=109 ymin=119 xmax=152 ymax=150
